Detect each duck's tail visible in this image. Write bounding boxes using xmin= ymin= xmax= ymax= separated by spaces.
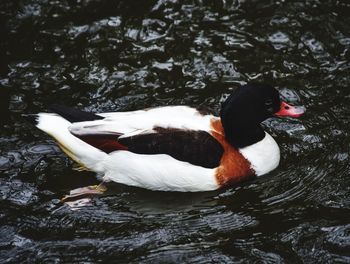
xmin=24 ymin=109 xmax=108 ymax=172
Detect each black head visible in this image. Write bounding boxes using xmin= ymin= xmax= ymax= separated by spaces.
xmin=220 ymin=83 xmax=302 ymax=148
xmin=221 ymin=83 xmax=281 ymax=124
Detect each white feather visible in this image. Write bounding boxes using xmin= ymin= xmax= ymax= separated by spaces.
xmin=101 ymin=151 xmax=218 ymax=192
xmin=35 ymin=113 xmax=108 ymax=172
xmin=239 ymin=132 xmax=280 ymax=176
xmin=69 ymin=106 xmax=213 ymax=136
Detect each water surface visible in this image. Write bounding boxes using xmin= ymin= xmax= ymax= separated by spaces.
xmin=1 ymin=0 xmax=350 ymax=263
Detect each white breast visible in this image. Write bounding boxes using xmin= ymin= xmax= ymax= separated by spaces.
xmin=239 ymin=132 xmax=280 ymax=176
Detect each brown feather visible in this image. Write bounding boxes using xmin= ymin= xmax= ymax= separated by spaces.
xmin=78 ymin=135 xmax=128 ymax=153
xmin=210 ymin=118 xmax=255 ymax=187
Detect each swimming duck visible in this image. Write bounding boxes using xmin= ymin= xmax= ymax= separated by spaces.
xmin=27 ymin=83 xmax=304 ymax=194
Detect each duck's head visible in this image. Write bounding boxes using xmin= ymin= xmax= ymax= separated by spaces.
xmin=220 ymin=83 xmax=305 ymax=148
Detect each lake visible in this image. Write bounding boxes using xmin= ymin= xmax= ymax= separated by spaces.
xmin=0 ymin=0 xmax=349 ymax=263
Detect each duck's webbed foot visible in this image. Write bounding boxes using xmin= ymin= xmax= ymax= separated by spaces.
xmin=61 ymin=183 xmax=107 ymax=203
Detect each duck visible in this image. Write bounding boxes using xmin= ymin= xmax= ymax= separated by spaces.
xmin=26 ymin=83 xmax=304 ymax=195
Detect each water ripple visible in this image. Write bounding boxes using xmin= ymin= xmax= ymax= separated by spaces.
xmin=1 ymin=0 xmax=350 ymax=262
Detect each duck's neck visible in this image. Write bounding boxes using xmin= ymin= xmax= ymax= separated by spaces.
xmin=222 ymin=122 xmax=266 ymax=149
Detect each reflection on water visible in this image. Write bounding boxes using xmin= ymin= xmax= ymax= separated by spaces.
xmin=1 ymin=0 xmax=350 ymax=262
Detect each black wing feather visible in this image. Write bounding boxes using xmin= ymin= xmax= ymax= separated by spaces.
xmin=49 ymin=104 xmax=104 ymax=123
xmin=119 ymin=127 xmax=224 ymax=168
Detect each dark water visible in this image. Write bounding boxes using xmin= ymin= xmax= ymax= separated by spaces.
xmin=1 ymin=0 xmax=350 ymax=262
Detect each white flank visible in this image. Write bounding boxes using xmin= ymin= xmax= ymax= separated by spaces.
xmin=239 ymin=132 xmax=280 ymax=176
xmin=102 ymin=151 xmax=218 ymax=192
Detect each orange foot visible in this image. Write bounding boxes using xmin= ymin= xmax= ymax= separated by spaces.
xmin=61 ymin=183 xmax=107 ymax=203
